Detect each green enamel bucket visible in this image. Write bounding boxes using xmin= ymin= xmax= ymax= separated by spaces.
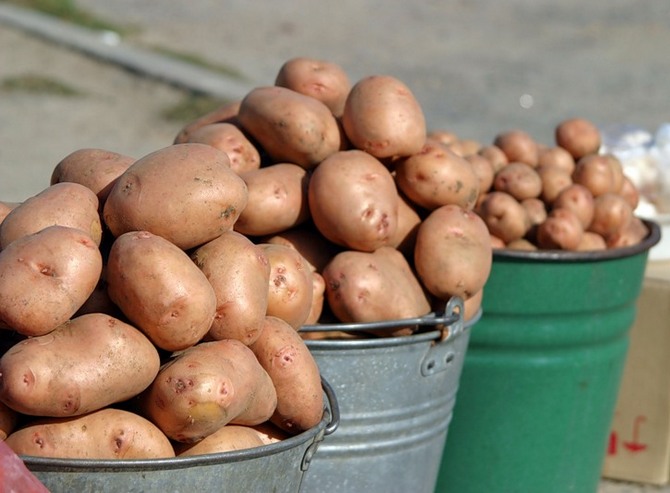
xmin=436 ymin=220 xmax=661 ymax=493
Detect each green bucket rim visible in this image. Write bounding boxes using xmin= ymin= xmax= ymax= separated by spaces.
xmin=492 ymin=219 xmax=661 ymax=263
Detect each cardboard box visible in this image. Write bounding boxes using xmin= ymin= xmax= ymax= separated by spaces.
xmin=602 ymin=260 xmax=670 ymax=485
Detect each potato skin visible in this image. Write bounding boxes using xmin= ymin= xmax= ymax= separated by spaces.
xmin=414 ymin=204 xmax=492 ymax=301
xmin=0 ymin=313 xmax=160 ymax=417
xmin=250 ymin=316 xmax=323 ymax=434
xmin=342 ymin=75 xmax=426 ymax=158
xmin=476 ymin=191 xmax=531 ymax=244
xmin=0 ymin=225 xmax=102 ymax=337
xmin=274 ymin=56 xmax=352 ymax=117
xmin=261 ymin=243 xmax=314 ymax=329
xmin=237 ymin=86 xmax=343 ymax=169
xmin=234 ymin=163 xmax=310 ymax=237
xmin=103 ymin=143 xmax=248 ymax=250
xmin=5 ymin=408 xmax=175 ymax=459
xmin=0 ymin=182 xmax=102 ymax=249
xmin=493 ymin=130 xmax=539 ymax=167
xmin=176 ymin=425 xmax=265 ymax=456
xmin=182 ymin=122 xmax=261 ymax=175
xmin=536 ymin=208 xmax=585 ymax=251
xmin=50 ymin=148 xmax=135 ymax=209
xmin=174 ymin=100 xmax=242 ymax=145
xmin=308 ymin=149 xmax=399 ymax=252
xmin=139 ymin=339 xmax=277 ymax=443
xmin=321 ymin=246 xmax=432 ymax=332
xmin=555 ymin=117 xmax=601 ymax=160
xmin=394 ymin=141 xmax=480 ymax=210
xmin=191 ymin=230 xmax=270 ymax=345
xmin=106 ymin=231 xmax=217 ymax=352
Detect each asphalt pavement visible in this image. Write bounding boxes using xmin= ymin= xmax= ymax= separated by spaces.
xmin=1 ymin=1 xmax=670 ymax=491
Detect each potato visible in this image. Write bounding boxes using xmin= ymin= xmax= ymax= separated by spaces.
xmin=553 ymin=183 xmax=595 ymax=229
xmin=191 ymin=230 xmax=270 ymax=345
xmin=0 ymin=182 xmax=102 ymax=249
xmin=520 ymin=197 xmax=548 ymax=227
xmin=536 ymin=208 xmax=584 ymax=250
xmin=261 ymin=243 xmax=314 ymax=329
xmin=305 ymin=271 xmax=326 ymax=325
xmin=139 ymin=339 xmax=277 ymax=443
xmin=451 ymin=138 xmax=482 ymax=158
xmin=572 ymin=154 xmax=616 ymax=198
xmin=577 ymin=231 xmax=608 ymax=251
xmin=252 ymin=421 xmax=290 ymax=445
xmin=555 ymin=117 xmax=601 ymax=160
xmin=5 ymin=408 xmax=175 ymax=459
xmin=588 ymin=192 xmax=634 ymax=239
xmin=493 ymin=130 xmax=539 ymax=167
xmin=176 ymin=425 xmax=265 ymax=456
xmin=0 ymin=225 xmax=102 ymax=337
xmin=492 ymin=161 xmax=542 ymax=201
xmin=606 ymin=216 xmax=649 ymax=249
xmin=250 ymin=316 xmax=323 ymax=434
xmin=106 ymin=231 xmax=217 ymax=352
xmin=388 ymin=192 xmax=423 ymax=257
xmin=308 ymin=149 xmax=399 ymax=252
xmin=619 ymin=175 xmax=641 ymax=210
xmin=263 ymin=224 xmax=340 ymax=273
xmin=394 ymin=141 xmax=480 ymax=210
xmin=50 ymin=148 xmax=135 ymax=209
xmin=414 ymin=204 xmax=492 ymax=301
xmin=322 ymin=246 xmax=431 ymax=334
xmin=476 ymin=191 xmax=531 ymax=244
xmin=274 ymin=56 xmax=352 ymax=117
xmin=507 ymin=238 xmax=538 ymax=251
xmin=604 ymin=153 xmax=625 ymax=193
xmin=174 ymin=100 xmax=241 ymax=144
xmin=0 ymin=313 xmax=160 ymax=417
xmin=463 ymin=289 xmax=484 ymax=322
xmin=0 ymin=201 xmax=20 ymax=227
xmin=427 ymin=130 xmax=459 ymax=147
xmin=466 ymin=153 xmax=496 ymax=197
xmin=0 ymin=401 xmax=18 ymax=440
xmin=103 ymin=143 xmax=248 ymax=251
xmin=181 ymin=122 xmax=262 ymax=175
xmin=537 ymin=146 xmax=576 ymax=174
xmin=341 ymin=75 xmax=426 ymax=158
xmin=234 ymin=163 xmax=310 ymax=237
xmin=237 ymin=86 xmax=343 ymax=169
xmin=478 ymin=144 xmax=509 ymax=173
xmin=536 ymin=165 xmax=573 ymax=204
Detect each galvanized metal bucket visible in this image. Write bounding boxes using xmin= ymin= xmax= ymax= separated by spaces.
xmin=299 ymin=296 xmax=476 ymax=493
xmin=23 ymin=378 xmax=339 ymax=493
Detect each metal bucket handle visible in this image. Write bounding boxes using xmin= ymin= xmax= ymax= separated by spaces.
xmin=301 ymin=376 xmax=340 ymax=471
xmin=300 ymin=295 xmax=465 ymax=342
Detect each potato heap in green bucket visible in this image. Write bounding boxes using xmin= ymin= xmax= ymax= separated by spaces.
xmin=0 ymin=56 xmax=537 ymax=462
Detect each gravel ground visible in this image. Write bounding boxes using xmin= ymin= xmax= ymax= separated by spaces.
xmin=1 ymin=2 xmax=670 ymax=491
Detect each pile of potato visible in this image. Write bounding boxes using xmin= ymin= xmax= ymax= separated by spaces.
xmin=0 ymin=56 xmax=649 ymax=463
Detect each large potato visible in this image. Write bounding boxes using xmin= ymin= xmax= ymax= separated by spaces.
xmin=261 ymin=243 xmax=314 ymax=329
xmin=321 ymin=246 xmax=432 ymax=335
xmin=0 ymin=225 xmax=102 ymax=337
xmin=394 ymin=141 xmax=480 ymax=210
xmin=50 ymin=148 xmax=135 ymax=209
xmin=139 ymin=339 xmax=277 ymax=443
xmin=103 ymin=143 xmax=248 ymax=250
xmin=0 ymin=182 xmax=102 ymax=249
xmin=0 ymin=313 xmax=160 ymax=417
xmin=234 ymin=163 xmax=310 ymax=236
xmin=106 ymin=231 xmax=217 ymax=352
xmin=414 ymin=204 xmax=492 ymax=301
xmin=191 ymin=230 xmax=271 ymax=345
xmin=308 ymin=149 xmax=399 ymax=252
xmin=250 ymin=316 xmax=323 ymax=434
xmin=342 ymin=75 xmax=426 ymax=158
xmin=237 ymin=86 xmax=343 ymax=169
xmin=274 ymin=56 xmax=352 ymax=117
xmin=180 ymin=122 xmax=261 ymax=175
xmin=5 ymin=408 xmax=175 ymax=459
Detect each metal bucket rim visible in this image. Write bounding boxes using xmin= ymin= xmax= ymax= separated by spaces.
xmin=22 ymin=378 xmax=338 ymax=472
xmin=302 ymin=306 xmax=480 ymax=350
xmin=491 ymin=218 xmax=660 ymax=262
